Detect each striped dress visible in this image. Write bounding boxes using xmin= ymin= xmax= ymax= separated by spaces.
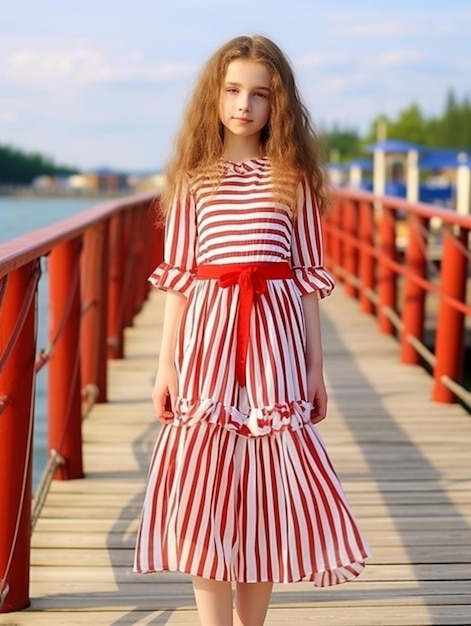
xmin=134 ymin=157 xmax=370 ymax=585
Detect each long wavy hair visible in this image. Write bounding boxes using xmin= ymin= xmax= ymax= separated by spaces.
xmin=160 ymin=35 xmax=330 ymax=217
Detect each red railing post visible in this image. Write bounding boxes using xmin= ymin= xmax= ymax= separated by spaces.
xmin=401 ymin=215 xmax=428 ymax=365
xmin=432 ymin=227 xmax=468 ymax=402
xmin=358 ymin=199 xmax=376 ymax=315
xmin=131 ymin=205 xmax=148 ymax=317
xmin=108 ymin=213 xmax=125 ymax=359
xmin=378 ymin=206 xmax=397 ymax=335
xmin=140 ymin=203 xmax=158 ymax=303
xmin=343 ymin=198 xmax=359 ymax=299
xmin=328 ymin=195 xmax=344 ymax=283
xmin=0 ymin=262 xmax=37 ymax=612
xmin=80 ymin=223 xmax=109 ymax=403
xmin=48 ymin=237 xmax=84 ymax=480
xmin=123 ymin=210 xmax=138 ymax=327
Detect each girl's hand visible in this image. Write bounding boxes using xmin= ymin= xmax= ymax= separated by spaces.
xmin=307 ymin=369 xmax=328 ymax=424
xmin=152 ymin=367 xmax=177 ymax=424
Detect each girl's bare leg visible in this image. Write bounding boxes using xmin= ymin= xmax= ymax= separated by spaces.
xmin=234 ymin=582 xmax=273 ymax=626
xmin=192 ymin=576 xmax=234 ymax=626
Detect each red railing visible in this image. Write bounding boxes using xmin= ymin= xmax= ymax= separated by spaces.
xmin=0 ymin=192 xmax=162 ymax=613
xmin=324 ymin=188 xmax=471 ymax=407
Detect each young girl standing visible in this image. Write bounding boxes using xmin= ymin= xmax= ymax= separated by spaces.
xmin=135 ymin=34 xmax=370 ymax=626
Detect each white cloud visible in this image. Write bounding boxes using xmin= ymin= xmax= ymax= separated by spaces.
xmin=369 ymin=49 xmax=428 ymax=69
xmin=0 ymin=110 xmax=17 ymax=123
xmin=3 ymin=45 xmax=197 ymax=88
xmin=296 ymin=52 xmax=352 ymax=70
xmin=329 ymin=19 xmax=415 ymax=39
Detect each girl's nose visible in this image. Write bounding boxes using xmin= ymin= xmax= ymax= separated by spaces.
xmin=238 ymin=95 xmax=250 ymax=112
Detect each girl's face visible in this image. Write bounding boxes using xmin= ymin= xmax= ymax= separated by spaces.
xmin=219 ymin=59 xmax=271 ymax=143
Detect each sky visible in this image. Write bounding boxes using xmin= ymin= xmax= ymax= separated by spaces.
xmin=0 ymin=0 xmax=469 ymax=172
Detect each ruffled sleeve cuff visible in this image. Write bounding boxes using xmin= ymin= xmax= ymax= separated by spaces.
xmin=293 ymin=266 xmax=336 ymax=299
xmin=148 ymin=262 xmax=195 ymax=297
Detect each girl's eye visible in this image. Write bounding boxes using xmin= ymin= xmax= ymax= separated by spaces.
xmin=227 ymin=88 xmax=238 ymax=94
xmin=254 ymin=92 xmax=268 ymax=99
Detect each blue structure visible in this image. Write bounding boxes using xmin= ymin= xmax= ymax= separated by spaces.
xmin=363 ymin=141 xmax=471 ymax=205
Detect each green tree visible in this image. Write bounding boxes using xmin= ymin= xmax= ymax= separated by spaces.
xmin=388 ymin=104 xmax=427 ymax=145
xmin=426 ymin=90 xmax=471 ymax=149
xmin=0 ymin=143 xmax=78 ymax=184
xmin=320 ymin=124 xmax=362 ymax=162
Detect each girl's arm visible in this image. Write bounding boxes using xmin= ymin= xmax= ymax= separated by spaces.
xmin=152 ymin=290 xmax=187 ymax=423
xmin=302 ymin=291 xmax=328 ymax=424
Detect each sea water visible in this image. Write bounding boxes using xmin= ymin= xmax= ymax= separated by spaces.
xmin=0 ymin=196 xmax=105 ymax=489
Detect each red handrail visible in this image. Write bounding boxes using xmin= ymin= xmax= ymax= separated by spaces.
xmin=324 ymin=188 xmax=471 ymax=406
xmin=0 ymin=192 xmax=162 ymax=612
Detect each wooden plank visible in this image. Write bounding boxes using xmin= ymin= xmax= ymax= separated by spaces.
xmin=10 ymin=591 xmax=471 ymax=609
xmin=26 ymin=576 xmax=471 ymax=597
xmin=2 ymin=606 xmax=471 ymax=626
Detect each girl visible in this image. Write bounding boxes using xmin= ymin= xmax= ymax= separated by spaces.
xmin=134 ymin=34 xmax=370 ymax=626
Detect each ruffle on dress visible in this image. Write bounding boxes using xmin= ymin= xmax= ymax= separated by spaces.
xmin=149 ymin=262 xmax=196 ymax=298
xmin=168 ymin=397 xmax=315 ymax=438
xmin=292 ymin=265 xmax=336 ymax=298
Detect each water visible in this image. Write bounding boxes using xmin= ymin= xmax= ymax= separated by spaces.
xmin=0 ymin=196 xmax=103 ymax=489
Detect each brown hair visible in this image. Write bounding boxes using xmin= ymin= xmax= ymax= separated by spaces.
xmin=160 ymin=34 xmax=329 ymax=216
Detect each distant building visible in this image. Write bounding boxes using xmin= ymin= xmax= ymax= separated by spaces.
xmin=32 ymin=168 xmax=164 ymax=196
xmin=81 ymin=168 xmax=129 ymax=192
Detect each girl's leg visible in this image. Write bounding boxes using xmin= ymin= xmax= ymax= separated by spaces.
xmin=192 ymin=576 xmax=234 ymax=626
xmin=234 ymin=582 xmax=273 ymax=626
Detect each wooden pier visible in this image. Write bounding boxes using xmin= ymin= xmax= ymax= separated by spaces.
xmin=1 ymin=286 xmax=471 ymax=626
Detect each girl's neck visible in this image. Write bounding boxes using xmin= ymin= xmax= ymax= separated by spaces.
xmin=221 ymin=137 xmax=263 ymax=163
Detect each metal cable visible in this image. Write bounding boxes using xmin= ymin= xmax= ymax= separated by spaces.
xmin=114 ymin=211 xmax=140 ymax=339
xmin=33 ymin=257 xmax=81 ymax=370
xmin=0 ymin=264 xmax=40 ymax=376
xmin=82 ymin=383 xmax=99 ymax=420
xmin=441 ymin=375 xmax=471 ymax=409
xmin=31 ymin=450 xmax=65 ymax=531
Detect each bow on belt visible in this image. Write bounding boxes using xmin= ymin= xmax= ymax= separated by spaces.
xmin=196 ymin=262 xmax=294 ymax=386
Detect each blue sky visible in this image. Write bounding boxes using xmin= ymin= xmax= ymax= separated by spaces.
xmin=0 ymin=0 xmax=469 ymax=171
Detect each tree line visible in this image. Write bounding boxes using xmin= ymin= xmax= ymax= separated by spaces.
xmin=0 ymin=144 xmax=78 ymax=185
xmin=321 ymin=89 xmax=471 ymax=162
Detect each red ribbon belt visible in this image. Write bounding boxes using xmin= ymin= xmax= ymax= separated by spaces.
xmin=196 ymin=262 xmax=294 ymax=387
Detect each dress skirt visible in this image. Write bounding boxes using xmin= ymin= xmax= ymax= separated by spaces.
xmin=134 ymin=417 xmax=369 ymax=586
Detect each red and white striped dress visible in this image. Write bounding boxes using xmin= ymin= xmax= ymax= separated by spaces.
xmin=134 ymin=158 xmax=370 ymax=585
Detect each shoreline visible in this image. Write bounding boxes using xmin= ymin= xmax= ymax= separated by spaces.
xmin=0 ymin=186 xmax=135 ymax=199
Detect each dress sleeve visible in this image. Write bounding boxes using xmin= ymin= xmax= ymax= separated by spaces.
xmin=290 ymin=177 xmax=335 ymax=299
xmin=148 ymin=187 xmax=197 ymax=297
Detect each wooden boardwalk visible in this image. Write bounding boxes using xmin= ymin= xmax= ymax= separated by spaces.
xmin=2 ymin=288 xmax=471 ymax=626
